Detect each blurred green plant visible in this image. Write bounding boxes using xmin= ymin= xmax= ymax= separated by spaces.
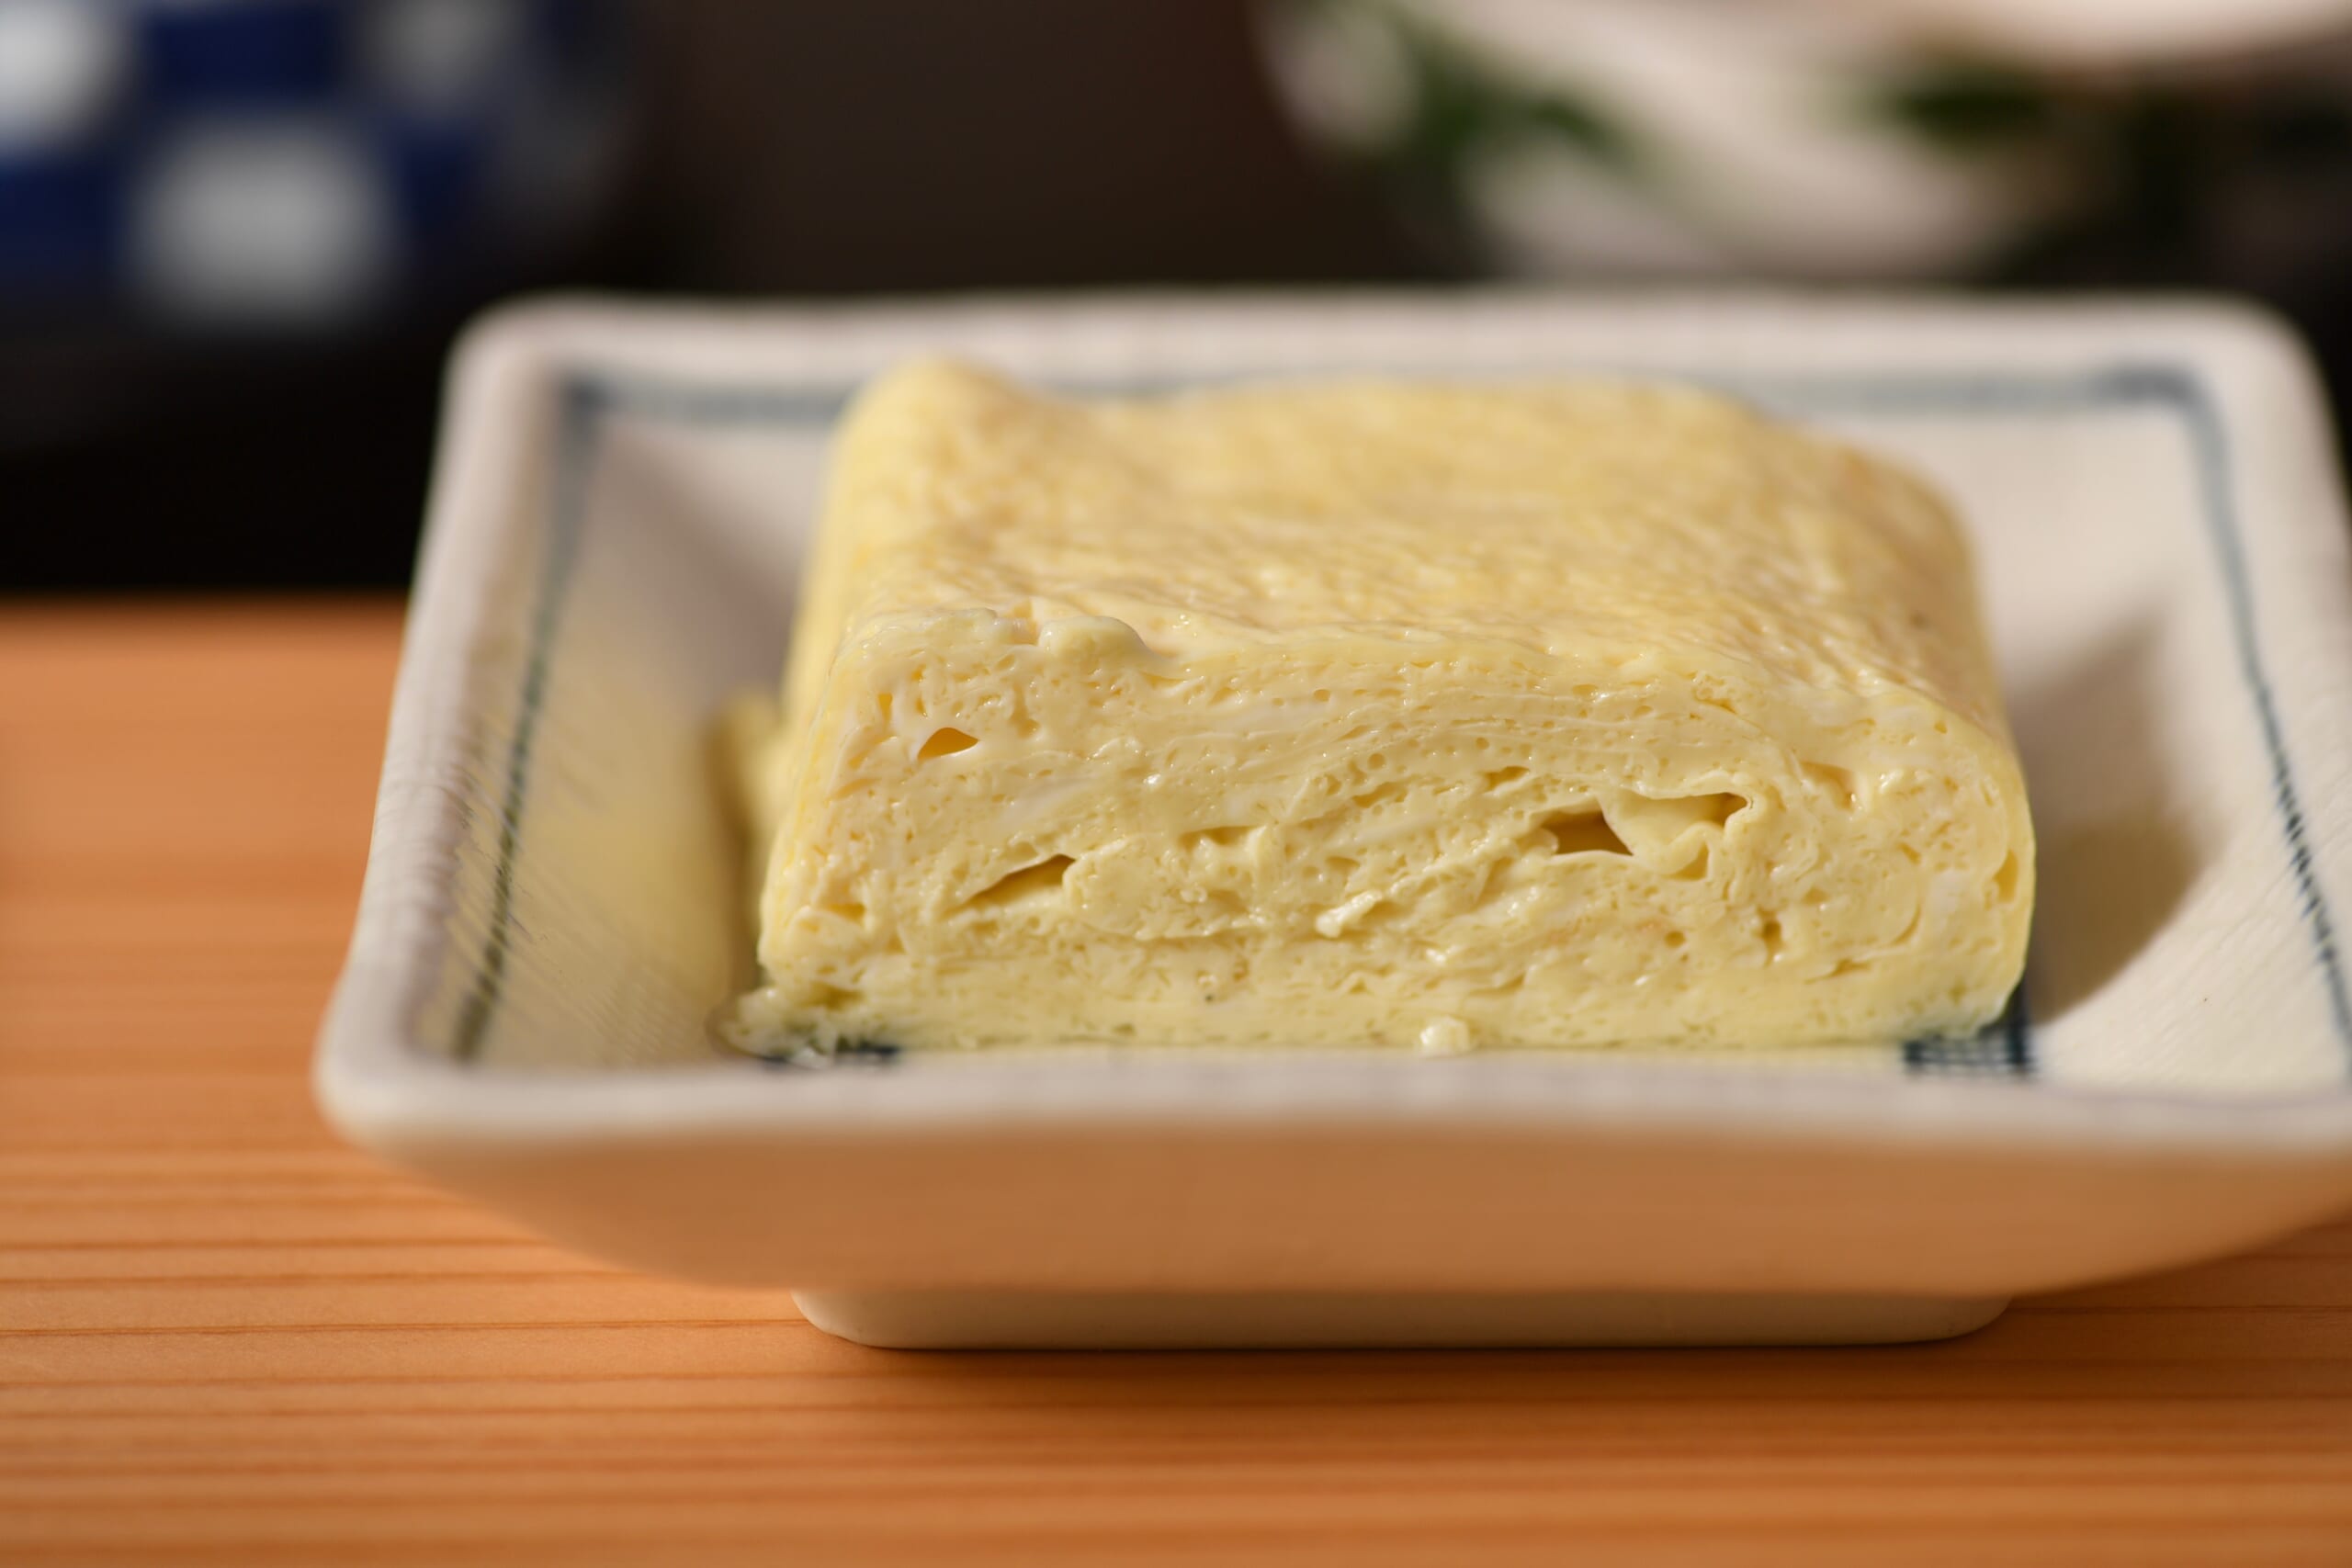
xmin=1872 ymin=62 xmax=2057 ymax=148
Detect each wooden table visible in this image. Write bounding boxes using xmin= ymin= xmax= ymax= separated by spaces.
xmin=5 ymin=601 xmax=2351 ymax=1566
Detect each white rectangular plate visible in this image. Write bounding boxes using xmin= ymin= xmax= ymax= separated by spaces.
xmin=318 ymin=292 xmax=2352 ymax=1347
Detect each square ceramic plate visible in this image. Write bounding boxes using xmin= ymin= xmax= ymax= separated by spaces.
xmin=318 ymin=292 xmax=2352 ymax=1348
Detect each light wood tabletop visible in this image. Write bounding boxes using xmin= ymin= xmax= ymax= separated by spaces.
xmin=4 ymin=599 xmax=2350 ymax=1566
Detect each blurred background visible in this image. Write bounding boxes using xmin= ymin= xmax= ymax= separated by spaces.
xmin=9 ymin=0 xmax=2352 ymax=591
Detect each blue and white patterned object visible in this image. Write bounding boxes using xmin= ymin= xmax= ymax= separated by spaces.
xmin=0 ymin=0 xmax=624 ymax=328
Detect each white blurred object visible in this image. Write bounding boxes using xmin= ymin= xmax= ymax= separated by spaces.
xmin=1817 ymin=0 xmax=2352 ymax=68
xmin=1270 ymin=0 xmax=2050 ymax=278
xmin=1461 ymin=0 xmax=2036 ymax=277
xmin=1260 ymin=0 xmax=1419 ymax=152
xmin=1258 ymin=0 xmax=2352 ymax=282
xmin=0 ymin=0 xmax=128 ymax=149
xmin=1464 ymin=135 xmax=1732 ymax=276
xmin=1420 ymin=0 xmax=2352 ymax=75
xmin=129 ymin=119 xmax=399 ymax=328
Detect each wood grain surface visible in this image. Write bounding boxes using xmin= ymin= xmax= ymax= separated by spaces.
xmin=3 ymin=601 xmax=2350 ymax=1567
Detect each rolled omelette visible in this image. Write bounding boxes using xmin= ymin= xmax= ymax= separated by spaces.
xmin=727 ymin=360 xmax=2032 ymax=1055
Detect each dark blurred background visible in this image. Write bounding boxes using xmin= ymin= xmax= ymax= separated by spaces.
xmin=9 ymin=0 xmax=2352 ymax=591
